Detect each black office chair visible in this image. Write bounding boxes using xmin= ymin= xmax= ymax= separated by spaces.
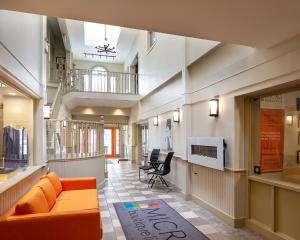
xmin=139 ymin=149 xmax=160 ymax=180
xmin=148 ymin=152 xmax=174 ymax=188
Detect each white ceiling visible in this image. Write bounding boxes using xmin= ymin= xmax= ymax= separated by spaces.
xmin=63 ymin=19 xmax=138 ymax=63
xmin=2 ymin=0 xmax=300 ymax=48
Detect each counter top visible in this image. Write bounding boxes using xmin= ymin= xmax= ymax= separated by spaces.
xmin=0 ymin=165 xmax=44 ymax=194
xmin=249 ymin=173 xmax=300 ymax=193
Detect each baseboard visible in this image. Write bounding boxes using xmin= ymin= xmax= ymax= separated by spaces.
xmin=167 ymin=180 xmax=189 ymax=200
xmin=188 ymin=194 xmax=245 ymax=228
xmin=245 ymin=219 xmax=293 ymax=240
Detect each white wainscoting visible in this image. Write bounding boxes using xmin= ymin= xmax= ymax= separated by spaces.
xmin=47 ymin=156 xmax=105 ymax=188
xmin=0 ymin=166 xmax=44 ymax=215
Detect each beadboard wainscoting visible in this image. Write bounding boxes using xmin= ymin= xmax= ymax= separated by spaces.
xmin=190 ymin=164 xmax=247 ymax=227
xmin=158 ymin=152 xmax=247 ymax=228
xmin=47 ymin=156 xmax=106 ymax=189
xmin=0 ymin=166 xmax=44 ymax=215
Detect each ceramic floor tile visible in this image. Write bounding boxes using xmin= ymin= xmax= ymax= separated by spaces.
xmin=102 ymin=223 xmax=114 ymax=233
xmin=100 ymin=161 xmax=262 ymax=240
xmin=180 ymin=211 xmax=199 ymax=219
xmin=101 ymin=210 xmax=111 ymax=218
xmin=197 ymin=224 xmax=220 ymax=235
xmin=157 ymin=194 xmax=173 ymax=199
xmin=133 ymin=196 xmax=147 ymax=201
xmin=117 ymin=192 xmax=130 ymax=197
xmin=112 ymin=219 xmax=121 ymax=227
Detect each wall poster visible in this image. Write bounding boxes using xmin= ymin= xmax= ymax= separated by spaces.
xmin=260 ymin=96 xmax=284 ymax=173
xmin=162 ymin=118 xmax=173 ymax=151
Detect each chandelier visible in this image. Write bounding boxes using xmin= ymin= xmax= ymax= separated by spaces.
xmin=84 ymin=24 xmax=117 ymax=60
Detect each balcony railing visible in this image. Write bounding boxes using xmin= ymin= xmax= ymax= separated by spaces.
xmin=46 ymin=119 xmax=104 ymax=161
xmin=62 ymin=69 xmax=138 ymax=95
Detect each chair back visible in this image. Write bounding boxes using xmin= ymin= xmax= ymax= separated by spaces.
xmin=162 ymin=152 xmax=174 ymax=175
xmin=149 ymin=149 xmax=160 ymax=163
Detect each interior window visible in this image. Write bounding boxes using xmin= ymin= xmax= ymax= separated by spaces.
xmin=251 ymin=89 xmax=300 ymax=184
xmin=0 ymin=80 xmax=33 ymax=177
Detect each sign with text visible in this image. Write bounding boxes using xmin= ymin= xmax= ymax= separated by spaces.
xmin=114 ymin=200 xmax=208 ymax=240
xmin=260 ymin=108 xmax=284 ymax=173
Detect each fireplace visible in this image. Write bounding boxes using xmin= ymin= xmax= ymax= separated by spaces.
xmin=187 ymin=137 xmax=226 ymax=171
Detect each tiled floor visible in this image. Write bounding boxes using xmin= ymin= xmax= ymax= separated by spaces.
xmin=99 ymin=160 xmax=263 ymax=240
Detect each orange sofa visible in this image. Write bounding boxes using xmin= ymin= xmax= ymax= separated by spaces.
xmin=0 ymin=172 xmax=102 ymax=240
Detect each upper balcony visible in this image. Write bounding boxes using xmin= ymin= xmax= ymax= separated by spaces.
xmin=61 ymin=69 xmax=140 ymax=109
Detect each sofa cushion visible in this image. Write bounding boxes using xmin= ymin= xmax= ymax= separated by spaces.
xmin=50 ymin=189 xmax=99 ymax=213
xmin=41 ymin=172 xmax=62 ymax=196
xmin=36 ymin=178 xmax=56 ymax=209
xmin=15 ymin=187 xmax=50 ymax=215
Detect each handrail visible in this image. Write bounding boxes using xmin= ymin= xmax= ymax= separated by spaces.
xmin=62 ymin=68 xmax=138 ymax=95
xmin=47 ymin=119 xmax=104 ymax=125
xmin=46 ymin=119 xmax=104 ymax=161
xmin=50 ymin=82 xmax=62 ymax=119
xmin=51 ymin=83 xmax=61 ymax=110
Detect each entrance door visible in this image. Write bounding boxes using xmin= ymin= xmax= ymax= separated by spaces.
xmin=104 ymin=128 xmax=120 ymax=158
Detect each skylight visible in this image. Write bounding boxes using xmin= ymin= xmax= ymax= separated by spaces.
xmin=84 ymin=22 xmax=121 ymax=47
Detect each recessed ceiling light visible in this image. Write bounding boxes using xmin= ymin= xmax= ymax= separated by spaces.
xmin=7 ymin=92 xmax=16 ymax=96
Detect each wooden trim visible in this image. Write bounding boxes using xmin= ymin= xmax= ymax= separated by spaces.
xmin=104 ymin=127 xmax=120 ymax=158
xmin=46 ymin=154 xmax=105 ymax=163
xmin=249 ymin=175 xmax=300 ymax=193
xmin=0 ymin=165 xmax=44 ymax=194
xmin=246 ymin=219 xmax=292 ymax=240
xmin=0 ymin=166 xmax=44 ymax=215
xmin=188 ymin=194 xmax=245 ymax=228
xmin=271 ymin=185 xmax=276 ymax=231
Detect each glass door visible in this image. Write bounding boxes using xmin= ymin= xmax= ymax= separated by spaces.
xmin=104 ymin=127 xmax=120 ymax=158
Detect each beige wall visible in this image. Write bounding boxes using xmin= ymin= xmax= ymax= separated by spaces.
xmin=0 ymin=10 xmax=46 ymax=96
xmin=129 ymin=33 xmax=300 ymax=232
xmin=0 ymin=10 xmax=47 ymax=166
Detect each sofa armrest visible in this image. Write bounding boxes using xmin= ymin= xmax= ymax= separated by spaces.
xmin=0 ymin=209 xmax=102 ymax=240
xmin=60 ymin=177 xmax=97 ymax=190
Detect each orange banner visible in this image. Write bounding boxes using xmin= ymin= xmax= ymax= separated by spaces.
xmin=260 ymin=108 xmax=284 ymax=173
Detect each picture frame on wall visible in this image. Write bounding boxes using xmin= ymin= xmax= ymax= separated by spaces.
xmin=162 ymin=118 xmax=173 ymax=151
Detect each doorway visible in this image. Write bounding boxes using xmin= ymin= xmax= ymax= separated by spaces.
xmin=141 ymin=125 xmax=149 ymax=157
xmin=104 ymin=127 xmax=120 ymax=158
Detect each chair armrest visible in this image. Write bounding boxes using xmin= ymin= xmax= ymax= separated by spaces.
xmin=0 ymin=209 xmax=102 ymax=240
xmin=60 ymin=177 xmax=97 ymax=190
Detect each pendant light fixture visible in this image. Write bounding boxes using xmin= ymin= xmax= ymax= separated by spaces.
xmin=95 ymin=25 xmax=117 ymax=55
xmin=84 ymin=24 xmax=117 ymax=60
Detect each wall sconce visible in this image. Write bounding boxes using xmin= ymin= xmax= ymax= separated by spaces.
xmin=153 ymin=115 xmax=158 ymax=126
xmin=43 ymin=105 xmax=51 ymax=119
xmin=286 ymin=115 xmax=293 ymax=126
xmin=173 ymin=109 xmax=180 ymax=123
xmin=62 ymin=121 xmax=67 ymax=128
xmin=209 ymin=99 xmax=219 ymax=117
xmin=73 ymin=124 xmax=77 ymax=130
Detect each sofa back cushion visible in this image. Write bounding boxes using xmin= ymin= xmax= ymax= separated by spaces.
xmin=36 ymin=178 xmax=56 ymax=209
xmin=15 ymin=187 xmax=50 ymax=215
xmin=41 ymin=172 xmax=62 ymax=196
